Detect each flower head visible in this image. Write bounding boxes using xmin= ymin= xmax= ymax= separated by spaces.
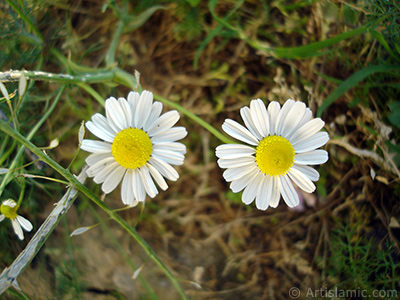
xmin=81 ymin=90 xmax=187 ymax=206
xmin=0 ymin=199 xmax=33 ymax=240
xmin=216 ymin=99 xmax=329 ymax=210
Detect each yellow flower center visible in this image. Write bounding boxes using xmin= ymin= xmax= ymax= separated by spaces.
xmin=1 ymin=201 xmax=19 ymax=219
xmin=256 ymin=135 xmax=295 ymax=176
xmin=111 ymin=128 xmax=153 ymax=169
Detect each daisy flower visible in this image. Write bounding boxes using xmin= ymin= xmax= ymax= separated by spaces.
xmin=81 ymin=90 xmax=187 ymax=206
xmin=215 ymin=99 xmax=329 ymax=210
xmin=0 ymin=199 xmax=33 ymax=240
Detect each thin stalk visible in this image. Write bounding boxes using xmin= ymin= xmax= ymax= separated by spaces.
xmin=0 ymin=70 xmax=116 ymax=85
xmin=0 ymin=87 xmax=65 ymax=197
xmin=153 ymin=94 xmax=234 ymax=144
xmin=5 ymin=0 xmax=43 ymax=44
xmin=105 ymin=20 xmax=125 ymax=67
xmin=0 ymin=119 xmax=188 ymax=300
xmin=75 ymin=82 xmax=105 ymax=107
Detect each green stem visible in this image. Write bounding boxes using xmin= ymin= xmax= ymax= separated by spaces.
xmin=105 ymin=20 xmax=125 ymax=67
xmin=0 ymin=119 xmax=188 ymax=300
xmin=0 ymin=70 xmax=116 ymax=85
xmin=0 ymin=87 xmax=65 ymax=197
xmin=152 ymin=94 xmax=234 ymax=144
xmin=76 ymin=82 xmax=105 ymax=107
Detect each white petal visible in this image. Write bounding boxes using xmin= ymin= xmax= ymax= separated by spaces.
xmin=143 ymin=101 xmax=163 ymax=131
xmin=138 ymin=166 xmax=158 ymax=198
xmin=0 ymin=214 xmax=5 ymax=222
xmin=275 ymin=99 xmax=295 ymax=136
xmin=16 ymin=215 xmax=33 ymax=232
xmin=269 ymin=176 xmax=281 ymax=208
xmin=93 ymin=162 xmax=121 ymax=184
xmin=148 ymin=110 xmax=180 ymax=137
xmin=121 ymin=169 xmax=135 ymax=205
xmin=118 ymin=97 xmax=133 ymax=128
xmin=81 ymin=140 xmax=111 ymax=153
xmin=223 ymin=164 xmax=257 ymax=182
xmin=217 ymin=156 xmax=255 ymax=168
xmin=296 ymin=107 xmax=312 ymax=129
xmin=289 ymin=118 xmax=325 ymax=145
xmin=292 ymin=164 xmax=320 ymax=181
xmin=153 ymin=142 xmax=186 ymax=154
xmin=91 ymin=112 xmax=118 ymax=135
xmin=102 ymin=166 xmax=125 ymax=193
xmin=279 ymin=175 xmax=299 ymax=207
xmin=132 ymin=170 xmax=146 ymax=202
xmin=250 ymin=99 xmax=270 ymax=138
xmin=267 ymin=101 xmax=281 ymax=135
xmin=279 ymin=101 xmax=306 ymax=138
xmin=152 ymin=149 xmax=185 ymax=166
xmin=240 ymin=106 xmax=263 ymax=140
xmin=230 ymin=170 xmax=258 ymax=193
xmin=255 ymin=175 xmax=273 ymax=210
xmin=149 ymin=157 xmax=179 ymax=181
xmin=215 ymin=144 xmax=255 ymax=159
xmin=127 ymin=91 xmax=140 ymax=117
xmin=86 ymin=156 xmax=116 ymax=177
xmin=86 ymin=116 xmax=115 ymax=143
xmin=222 ymin=119 xmax=259 ymax=146
xmin=105 ymin=97 xmax=125 ymax=132
xmin=293 ymin=132 xmax=329 ymax=153
xmin=151 ymin=127 xmax=187 ymax=143
xmin=288 ymin=168 xmax=316 ymax=193
xmin=135 ymin=90 xmax=153 ymax=129
xmin=2 ymin=200 xmax=17 ymax=207
xmin=11 ymin=219 xmax=24 ymax=240
xmin=242 ymin=173 xmax=263 ymax=205
xmin=85 ymin=152 xmax=114 ymax=166
xmin=147 ymin=163 xmax=168 ymax=191
xmin=295 ymin=150 xmax=329 ymax=165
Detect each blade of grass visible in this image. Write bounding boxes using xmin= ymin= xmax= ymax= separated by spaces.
xmin=5 ymin=0 xmax=43 ymax=44
xmin=246 ymin=25 xmax=368 ymax=59
xmin=317 ymin=65 xmax=400 ymax=117
xmin=194 ymin=0 xmax=245 ymax=69
xmin=368 ymin=29 xmax=400 ymax=63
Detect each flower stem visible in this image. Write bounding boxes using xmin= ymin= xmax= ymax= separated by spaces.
xmin=153 ymin=94 xmax=234 ymax=144
xmin=0 ymin=119 xmax=189 ymax=300
xmin=0 ymin=87 xmax=65 ymax=198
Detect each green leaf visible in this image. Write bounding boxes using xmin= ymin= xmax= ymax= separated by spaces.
xmin=185 ymin=0 xmax=201 ymax=7
xmin=247 ymin=26 xmax=367 ymax=59
xmin=369 ymin=29 xmax=400 ymax=63
xmin=123 ymin=5 xmax=165 ymax=33
xmin=317 ymin=65 xmax=400 ymax=117
xmin=388 ymin=102 xmax=400 ymax=129
xmin=194 ymin=0 xmax=244 ymax=69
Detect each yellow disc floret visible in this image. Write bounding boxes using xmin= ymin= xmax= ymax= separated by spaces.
xmin=1 ymin=200 xmax=19 ymax=219
xmin=256 ymin=135 xmax=295 ymax=176
xmin=111 ymin=128 xmax=153 ymax=169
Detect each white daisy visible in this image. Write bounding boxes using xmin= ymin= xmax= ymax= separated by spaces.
xmin=0 ymin=199 xmax=33 ymax=240
xmin=81 ymin=90 xmax=187 ymax=206
xmin=216 ymin=99 xmax=329 ymax=210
